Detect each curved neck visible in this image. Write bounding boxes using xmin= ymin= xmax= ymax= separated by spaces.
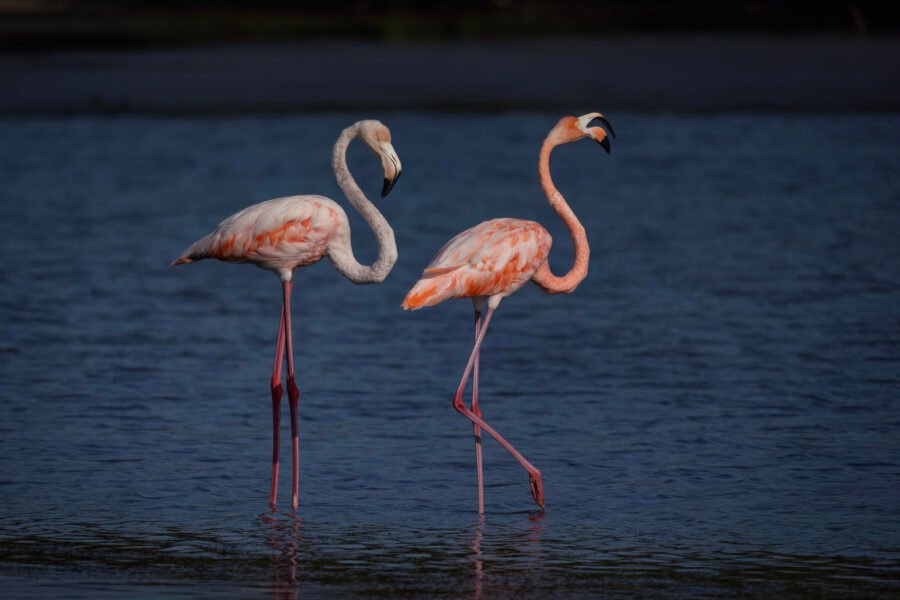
xmin=328 ymin=124 xmax=397 ymax=284
xmin=531 ymin=136 xmax=590 ymax=294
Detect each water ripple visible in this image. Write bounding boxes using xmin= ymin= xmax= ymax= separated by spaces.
xmin=1 ymin=113 xmax=899 ymax=596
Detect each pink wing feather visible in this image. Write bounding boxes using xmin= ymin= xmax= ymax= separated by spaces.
xmin=172 ymin=196 xmax=345 ymax=273
xmin=402 ymin=218 xmax=552 ymax=309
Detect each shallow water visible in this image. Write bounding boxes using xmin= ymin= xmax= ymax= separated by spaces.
xmin=1 ymin=113 xmax=899 ymax=597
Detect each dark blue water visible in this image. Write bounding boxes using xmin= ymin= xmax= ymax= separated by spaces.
xmin=1 ymin=113 xmax=899 ymax=597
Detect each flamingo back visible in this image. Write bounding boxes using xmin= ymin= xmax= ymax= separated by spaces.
xmin=172 ymin=196 xmax=347 ymax=273
xmin=402 ymin=218 xmax=552 ymax=309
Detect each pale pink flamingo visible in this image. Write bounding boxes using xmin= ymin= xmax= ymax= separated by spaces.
xmin=402 ymin=113 xmax=613 ymax=513
xmin=172 ymin=120 xmax=402 ymax=510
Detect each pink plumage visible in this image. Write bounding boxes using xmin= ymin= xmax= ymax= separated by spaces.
xmin=402 ymin=112 xmax=615 ymax=513
xmin=172 ymin=196 xmax=347 ymax=275
xmin=402 ymin=218 xmax=551 ymax=309
xmin=171 ymin=119 xmax=403 ymax=511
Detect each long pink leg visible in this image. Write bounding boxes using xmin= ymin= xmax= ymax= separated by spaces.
xmin=269 ymin=303 xmax=286 ymax=509
xmin=452 ymin=307 xmax=545 ymax=509
xmin=281 ymin=280 xmax=300 ymax=511
xmin=472 ymin=307 xmax=485 ymax=514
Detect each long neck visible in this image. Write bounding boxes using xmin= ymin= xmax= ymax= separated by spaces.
xmin=328 ymin=125 xmax=398 ymax=284
xmin=531 ymin=136 xmax=590 ymax=294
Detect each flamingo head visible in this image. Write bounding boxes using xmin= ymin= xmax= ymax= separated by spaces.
xmin=358 ymin=120 xmax=403 ymax=197
xmin=553 ymin=112 xmax=616 ymax=154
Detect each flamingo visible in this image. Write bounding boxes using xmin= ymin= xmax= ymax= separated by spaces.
xmin=402 ymin=112 xmax=613 ymax=513
xmin=171 ymin=119 xmax=403 ymax=510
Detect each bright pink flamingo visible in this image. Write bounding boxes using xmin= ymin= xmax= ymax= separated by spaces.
xmin=172 ymin=120 xmax=402 ymax=510
xmin=402 ymin=113 xmax=613 ymax=513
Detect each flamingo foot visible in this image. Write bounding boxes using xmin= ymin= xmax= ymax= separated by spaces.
xmin=529 ymin=472 xmax=545 ymax=509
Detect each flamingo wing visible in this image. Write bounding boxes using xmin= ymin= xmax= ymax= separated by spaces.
xmin=172 ymin=196 xmax=346 ymax=270
xmin=402 ymin=218 xmax=551 ymax=309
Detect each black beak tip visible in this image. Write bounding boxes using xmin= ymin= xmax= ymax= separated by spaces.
xmin=381 ymin=170 xmax=402 ymax=197
xmin=597 ymin=137 xmax=611 ymax=154
xmin=598 ymin=116 xmax=616 ymax=139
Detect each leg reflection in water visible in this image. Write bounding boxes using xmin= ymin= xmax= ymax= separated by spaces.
xmin=467 ymin=511 xmax=545 ymax=599
xmin=259 ymin=510 xmax=303 ymax=600
xmin=469 ymin=516 xmax=485 ymax=600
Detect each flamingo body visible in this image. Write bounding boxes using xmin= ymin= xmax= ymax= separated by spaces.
xmin=403 ymin=218 xmax=553 ymax=310
xmin=402 ymin=218 xmax=551 ymax=309
xmin=402 ymin=112 xmax=614 ymax=513
xmin=172 ymin=196 xmax=350 ymax=279
xmin=171 ymin=119 xmax=403 ymax=511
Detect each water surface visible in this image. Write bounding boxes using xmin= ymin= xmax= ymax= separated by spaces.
xmin=1 ymin=113 xmax=899 ymax=597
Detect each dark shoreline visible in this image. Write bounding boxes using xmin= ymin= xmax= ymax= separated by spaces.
xmin=3 ymin=36 xmax=900 ymax=114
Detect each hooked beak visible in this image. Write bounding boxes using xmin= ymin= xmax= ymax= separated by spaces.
xmin=379 ymin=142 xmax=402 ymax=198
xmin=589 ymin=115 xmax=615 ymax=139
xmin=576 ymin=112 xmax=615 ymax=154
xmin=597 ymin=136 xmax=611 ymax=154
xmin=382 ymin=169 xmax=401 ymax=197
